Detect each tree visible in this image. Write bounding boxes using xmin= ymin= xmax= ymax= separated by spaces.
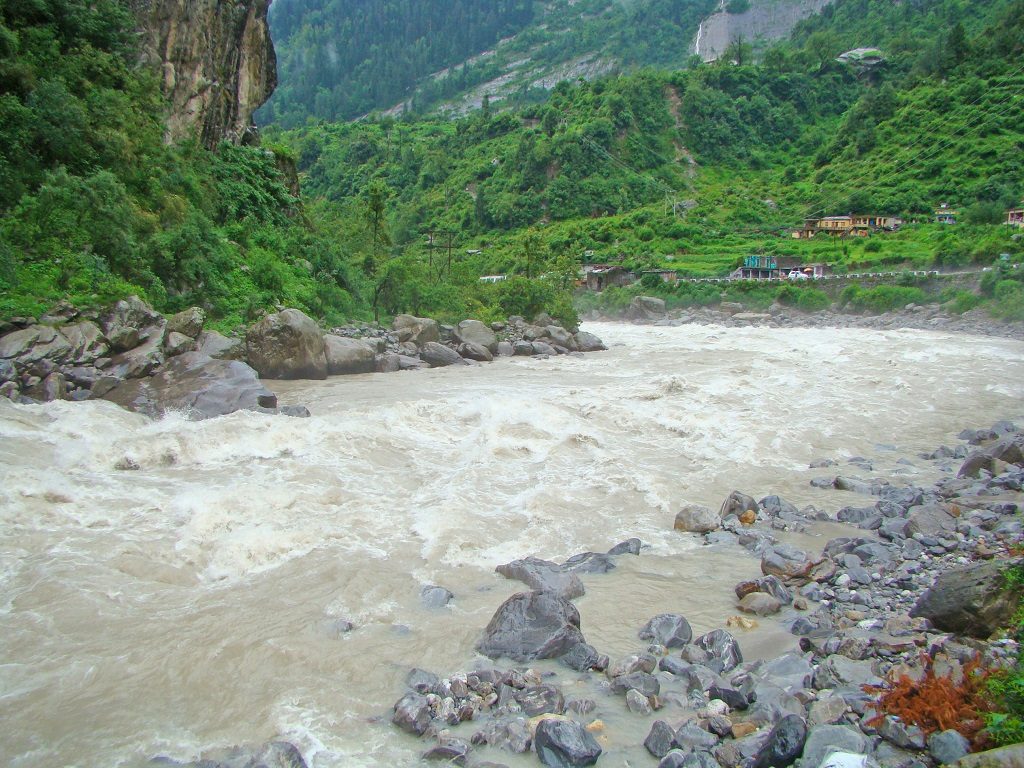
xmin=362 ymin=179 xmax=394 ymax=322
xmin=518 ymin=228 xmax=546 ymax=279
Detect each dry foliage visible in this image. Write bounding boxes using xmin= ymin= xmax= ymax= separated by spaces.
xmin=865 ymin=652 xmax=994 ymax=749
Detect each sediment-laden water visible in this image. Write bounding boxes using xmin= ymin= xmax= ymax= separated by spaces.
xmin=1 ymin=322 xmax=1021 ymax=766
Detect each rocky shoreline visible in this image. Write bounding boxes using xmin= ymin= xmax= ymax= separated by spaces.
xmin=372 ymin=421 xmax=1024 ymax=768
xmin=590 ymin=296 xmax=1024 ymax=341
xmin=0 ymin=298 xmax=606 ymax=420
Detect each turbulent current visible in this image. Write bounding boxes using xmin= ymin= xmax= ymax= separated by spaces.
xmin=1 ymin=322 xmax=1022 ymax=767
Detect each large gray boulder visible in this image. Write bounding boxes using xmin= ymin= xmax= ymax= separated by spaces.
xmin=195 ymin=330 xmax=246 ymax=361
xmin=911 ymin=559 xmax=1020 ymax=638
xmin=675 ymin=503 xmax=720 ymax=533
xmin=420 ymin=342 xmax=467 ymax=368
xmin=101 ymin=352 xmax=277 ymax=420
xmin=323 ymin=335 xmax=376 ymax=375
xmin=573 ymin=331 xmax=606 ymax=352
xmin=476 ymin=591 xmax=587 ymax=661
xmin=393 ymin=314 xmax=440 ymax=347
xmin=246 ymin=309 xmax=327 ymax=380
xmin=453 ymin=319 xmax=497 ymax=352
xmin=106 ymin=320 xmax=166 ymax=379
xmin=0 ymin=321 xmax=108 ymax=369
xmin=534 ymin=718 xmax=602 ymax=767
xmin=627 ymin=296 xmax=666 ymax=321
xmin=458 ymin=341 xmax=493 ymax=362
xmin=544 ymin=325 xmax=577 ymax=351
xmin=905 ymin=504 xmax=958 ymax=538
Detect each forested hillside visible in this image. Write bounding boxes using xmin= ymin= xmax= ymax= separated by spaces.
xmin=262 ymin=0 xmax=719 ymax=124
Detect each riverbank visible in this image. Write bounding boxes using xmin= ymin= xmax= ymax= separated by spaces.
xmin=585 ymin=299 xmax=1024 ymax=341
xmin=380 ymin=420 xmax=1024 ymax=768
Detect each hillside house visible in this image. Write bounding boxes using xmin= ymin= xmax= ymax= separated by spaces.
xmin=934 ymin=204 xmax=958 ymax=225
xmin=1008 ymin=206 xmax=1024 ymax=228
xmin=641 ymin=269 xmax=679 ymax=284
xmin=731 ymin=254 xmax=801 ymax=279
xmin=584 ymin=265 xmax=636 ymax=291
xmin=794 ymin=214 xmax=903 ymax=239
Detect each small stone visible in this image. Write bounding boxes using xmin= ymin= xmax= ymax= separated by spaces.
xmin=740 ymin=509 xmax=757 ymax=525
xmin=732 ymin=722 xmax=758 ymax=738
xmin=927 ymin=729 xmax=970 ymax=764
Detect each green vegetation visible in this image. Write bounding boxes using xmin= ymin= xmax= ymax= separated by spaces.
xmin=986 ymin=562 xmax=1024 ymax=745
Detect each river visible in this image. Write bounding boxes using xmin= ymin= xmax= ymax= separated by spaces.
xmin=0 ymin=322 xmax=1021 ymax=767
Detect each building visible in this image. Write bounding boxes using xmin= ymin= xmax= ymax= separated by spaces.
xmin=584 ymin=265 xmax=636 ymax=291
xmin=934 ymin=204 xmax=958 ymax=225
xmin=794 ymin=214 xmax=903 ymax=239
xmin=1008 ymin=205 xmax=1024 ymax=228
xmin=640 ymin=269 xmax=679 ymax=284
xmin=731 ymin=255 xmax=830 ymax=280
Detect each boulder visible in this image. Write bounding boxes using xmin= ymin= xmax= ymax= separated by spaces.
xmin=40 ymin=372 xmax=66 ymax=402
xmin=515 ymin=685 xmax=565 ymax=717
xmin=496 ymin=341 xmax=515 ymax=357
xmin=420 ymin=342 xmax=467 ymax=368
xmin=751 ymin=715 xmax=806 ymax=768
xmin=928 ymin=730 xmax=970 ymax=765
xmin=393 ymin=314 xmax=440 ymax=346
xmin=675 ymin=503 xmax=720 ymax=533
xmin=573 ymin=331 xmax=606 ymax=352
xmin=905 ymin=504 xmax=958 ymax=538
xmin=628 ymin=296 xmax=666 ymax=320
xmin=376 ymin=353 xmax=401 ymax=373
xmin=393 ymin=692 xmax=432 ymax=736
xmin=959 ymin=435 xmax=1024 ymax=477
xmin=534 ymin=718 xmax=602 ymax=767
xmin=420 ymin=585 xmax=454 ymax=609
xmin=762 ymin=545 xmax=814 ymax=581
xmin=164 ymin=331 xmax=195 ymax=357
xmin=458 ymin=341 xmax=493 ymax=362
xmin=949 ymin=744 xmax=1024 ymax=768
xmin=545 ymin=326 xmax=577 ymax=350
xmin=513 ymin=340 xmax=535 ymax=356
xmin=645 ymin=720 xmax=678 ymax=759
xmin=101 ymin=352 xmax=278 ymax=420
xmin=910 ymin=559 xmax=1020 ymax=638
xmin=798 ymin=726 xmax=868 ymax=768
xmin=476 ymin=591 xmax=586 ymax=661
xmin=496 ymin=557 xmax=585 ymax=601
xmin=166 ymin=306 xmax=206 ymax=339
xmin=532 ymin=341 xmax=557 ymax=356
xmin=107 ymin=321 xmax=167 ymax=379
xmin=100 ymin=295 xmax=163 ymax=353
xmin=0 ymin=358 xmax=16 ymax=383
xmin=453 ymin=320 xmax=497 ymax=352
xmin=195 ymin=330 xmax=245 ymax=360
xmin=721 ymin=491 xmax=759 ymax=518
xmin=693 ymin=629 xmax=743 ymax=672
xmin=324 ymin=335 xmax=376 ymax=375
xmin=397 ymin=354 xmax=429 ymax=371
xmin=738 ymin=593 xmax=781 ymax=616
xmin=246 ymin=309 xmax=327 ymax=380
xmin=639 ymin=614 xmax=693 ymax=648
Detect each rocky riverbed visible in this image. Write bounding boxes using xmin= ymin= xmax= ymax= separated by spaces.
xmin=368 ymin=422 xmax=1024 ymax=768
xmin=592 ymin=296 xmax=1024 ymax=341
xmin=0 ymin=298 xmax=605 ymax=419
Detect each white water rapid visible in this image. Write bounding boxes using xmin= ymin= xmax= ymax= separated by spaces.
xmin=1 ymin=322 xmax=1022 ymax=766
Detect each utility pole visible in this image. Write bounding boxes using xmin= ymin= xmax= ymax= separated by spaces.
xmin=426 ymin=228 xmax=456 ymax=282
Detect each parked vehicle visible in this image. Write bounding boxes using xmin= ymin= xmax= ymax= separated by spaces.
xmin=788 ymin=270 xmax=809 ymax=280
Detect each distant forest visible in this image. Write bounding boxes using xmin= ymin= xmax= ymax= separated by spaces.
xmin=263 ymin=0 xmax=535 ymax=124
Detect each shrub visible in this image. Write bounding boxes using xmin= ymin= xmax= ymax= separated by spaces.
xmin=991 ymin=280 xmax=1024 ymax=321
xmin=846 ymin=285 xmax=928 ymax=313
xmin=796 ymin=288 xmax=832 ymax=312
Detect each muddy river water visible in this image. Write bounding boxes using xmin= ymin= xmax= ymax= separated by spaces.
xmin=1 ymin=322 xmax=1021 ymax=766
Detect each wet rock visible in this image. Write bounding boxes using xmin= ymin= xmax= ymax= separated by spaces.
xmin=905 ymin=504 xmax=959 ymax=538
xmin=949 ymin=743 xmax=1024 ymax=768
xmin=421 ymin=585 xmax=454 ymax=609
xmin=164 ymin=331 xmax=195 ymax=357
xmin=532 ymin=341 xmax=557 ymax=356
xmin=422 ymin=738 xmax=470 ymax=765
xmin=514 ymin=685 xmax=564 ymax=717
xmin=675 ymin=723 xmax=719 ymax=750
xmin=101 ymin=295 xmax=163 ymax=353
xmin=910 ymin=559 xmax=1020 ymax=638
xmin=166 ymin=307 xmax=206 ymax=339
xmin=715 ymin=730 xmax=770 ymax=768
xmin=534 ymin=718 xmax=602 ymax=767
xmin=762 ymin=545 xmax=813 ymax=580
xmin=476 ymin=591 xmax=586 ymax=662
xmin=40 ymin=371 xmax=66 ymax=402
xmin=675 ymin=504 xmax=720 ymax=533
xmin=496 ymin=557 xmax=585 ymax=601
xmin=246 ymin=309 xmax=327 ymax=380
xmin=607 ymin=652 xmax=657 ymax=678
xmin=626 ymin=688 xmax=653 ymax=714
xmin=693 ymin=629 xmax=743 ymax=672
xmin=458 ymin=341 xmax=493 ymax=362
xmin=721 ymin=491 xmax=759 ymax=518
xmin=736 ymin=575 xmax=793 ymax=605
xmin=324 ymin=335 xmax=376 ymax=375
xmin=573 ymin=331 xmax=606 ymax=352
xmin=645 ymin=720 xmax=678 ymax=758
xmin=393 ymin=314 xmax=440 ymax=346
xmin=628 ymin=296 xmax=666 ymax=320
xmin=420 ymin=341 xmax=468 ymax=368
xmin=610 ymin=671 xmax=660 ymax=697
xmin=561 ymin=552 xmax=616 ymax=574
xmin=473 ymin=716 xmax=532 ymax=753
xmin=639 ymin=614 xmax=693 ymax=648
xmin=927 ymin=730 xmax=970 ymax=765
xmin=376 ymin=353 xmax=401 ymax=373
xmin=393 ymin=692 xmax=433 ymax=736
xmin=513 ymin=340 xmax=534 ymax=356
xmin=559 ymin=643 xmax=605 ymax=672
xmin=751 ymin=714 xmax=806 ymax=768
xmin=453 ymin=320 xmax=497 ymax=353
xmin=739 ymin=593 xmax=782 ymax=616
xmin=101 ymin=352 xmax=277 ymax=420
xmin=761 ymin=495 xmax=802 ymax=518
xmin=708 ymin=685 xmax=749 ymax=710
xmin=405 ymin=668 xmax=439 ymax=694
xmin=496 ymin=340 xmax=515 ymax=356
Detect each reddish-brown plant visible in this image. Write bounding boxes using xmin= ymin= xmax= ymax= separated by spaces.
xmin=864 ymin=652 xmax=994 ymax=749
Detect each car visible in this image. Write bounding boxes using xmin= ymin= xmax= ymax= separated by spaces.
xmin=787 ymin=270 xmax=809 ymax=280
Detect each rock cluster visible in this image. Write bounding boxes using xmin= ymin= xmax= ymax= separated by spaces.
xmin=389 ymin=421 xmax=1023 ymax=768
xmin=0 ymin=299 xmax=607 ymax=420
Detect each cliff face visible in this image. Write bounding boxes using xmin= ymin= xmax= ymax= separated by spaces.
xmin=694 ymin=0 xmax=833 ymax=62
xmin=130 ymin=0 xmax=277 ymax=147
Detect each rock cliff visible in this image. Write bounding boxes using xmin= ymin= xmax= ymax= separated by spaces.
xmin=129 ymin=0 xmax=277 ymax=147
xmin=694 ymin=0 xmax=833 ymax=62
